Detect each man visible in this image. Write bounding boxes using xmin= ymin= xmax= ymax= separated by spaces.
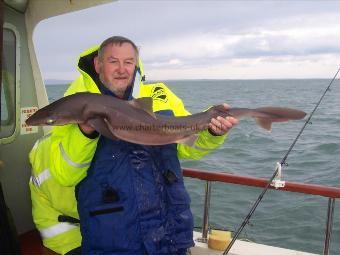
xmin=49 ymin=36 xmax=238 ymax=255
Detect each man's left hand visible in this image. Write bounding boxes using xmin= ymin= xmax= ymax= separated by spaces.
xmin=208 ymin=103 xmax=239 ymax=136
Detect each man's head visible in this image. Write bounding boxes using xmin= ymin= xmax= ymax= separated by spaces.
xmin=94 ymin=36 xmax=139 ymax=97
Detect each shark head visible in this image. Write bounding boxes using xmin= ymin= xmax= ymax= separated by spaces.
xmin=26 ymin=107 xmax=73 ymax=126
xmin=25 ymin=95 xmax=84 ymax=126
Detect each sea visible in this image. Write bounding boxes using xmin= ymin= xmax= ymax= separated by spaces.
xmin=47 ymin=79 xmax=340 ymax=254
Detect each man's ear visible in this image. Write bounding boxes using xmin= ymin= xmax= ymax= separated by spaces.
xmin=94 ymin=56 xmax=100 ymax=74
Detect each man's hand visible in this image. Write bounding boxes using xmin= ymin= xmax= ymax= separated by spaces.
xmin=79 ymin=123 xmax=96 ymax=136
xmin=208 ymin=103 xmax=239 ymax=136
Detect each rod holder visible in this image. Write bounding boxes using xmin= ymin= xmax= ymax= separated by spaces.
xmin=323 ymin=198 xmax=335 ymax=255
xmin=197 ymin=180 xmax=212 ymax=243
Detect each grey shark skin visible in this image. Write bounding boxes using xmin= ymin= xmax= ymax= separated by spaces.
xmin=26 ymin=92 xmax=306 ymax=145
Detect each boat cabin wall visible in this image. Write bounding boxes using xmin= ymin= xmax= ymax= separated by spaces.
xmin=1 ymin=4 xmax=45 ymax=234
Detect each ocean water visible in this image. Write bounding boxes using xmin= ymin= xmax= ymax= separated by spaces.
xmin=47 ymin=79 xmax=340 ymax=254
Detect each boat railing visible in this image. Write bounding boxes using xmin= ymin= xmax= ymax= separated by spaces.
xmin=182 ymin=167 xmax=339 ymax=255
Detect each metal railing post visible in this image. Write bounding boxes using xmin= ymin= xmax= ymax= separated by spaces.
xmin=200 ymin=180 xmax=212 ymax=242
xmin=323 ymin=198 xmax=335 ymax=255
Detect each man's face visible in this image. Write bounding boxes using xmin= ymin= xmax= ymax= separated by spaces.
xmin=95 ymin=42 xmax=137 ymax=97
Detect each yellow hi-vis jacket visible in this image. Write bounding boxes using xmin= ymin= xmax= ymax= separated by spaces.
xmin=50 ymin=46 xmax=228 ymax=187
xmin=29 ymin=134 xmax=81 ymax=254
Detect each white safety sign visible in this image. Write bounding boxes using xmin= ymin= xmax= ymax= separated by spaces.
xmin=21 ymin=107 xmax=38 ymax=134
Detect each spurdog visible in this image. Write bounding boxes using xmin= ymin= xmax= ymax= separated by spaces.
xmin=26 ymin=92 xmax=306 ymax=145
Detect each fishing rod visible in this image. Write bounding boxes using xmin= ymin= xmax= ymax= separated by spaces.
xmin=223 ymin=67 xmax=340 ymax=255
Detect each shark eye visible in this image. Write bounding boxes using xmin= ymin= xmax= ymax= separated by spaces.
xmin=46 ymin=119 xmax=55 ymax=125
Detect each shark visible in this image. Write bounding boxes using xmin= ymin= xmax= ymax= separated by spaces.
xmin=26 ymin=92 xmax=306 ymax=145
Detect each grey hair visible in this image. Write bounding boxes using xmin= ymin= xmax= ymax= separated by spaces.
xmin=97 ymin=36 xmax=139 ymax=60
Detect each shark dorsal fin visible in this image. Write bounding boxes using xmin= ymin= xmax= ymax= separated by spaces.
xmin=129 ymin=97 xmax=155 ymax=117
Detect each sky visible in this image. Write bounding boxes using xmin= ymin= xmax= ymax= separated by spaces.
xmin=33 ymin=0 xmax=340 ymax=81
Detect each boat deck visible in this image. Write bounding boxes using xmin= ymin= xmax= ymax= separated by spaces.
xmin=192 ymin=231 xmax=317 ymax=255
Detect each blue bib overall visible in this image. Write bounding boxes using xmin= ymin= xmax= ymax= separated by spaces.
xmin=76 ymin=115 xmax=194 ymax=255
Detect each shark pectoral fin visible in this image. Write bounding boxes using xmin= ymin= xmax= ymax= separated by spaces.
xmin=129 ymin=97 xmax=155 ymax=117
xmin=87 ymin=118 xmax=119 ymax=140
xmin=255 ymin=118 xmax=273 ymax=132
xmin=176 ymin=134 xmax=199 ymax=147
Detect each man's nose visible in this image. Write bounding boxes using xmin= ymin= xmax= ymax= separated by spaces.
xmin=116 ymin=62 xmax=126 ymax=73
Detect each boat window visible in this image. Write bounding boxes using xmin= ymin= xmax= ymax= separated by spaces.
xmin=1 ymin=28 xmax=16 ymax=138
